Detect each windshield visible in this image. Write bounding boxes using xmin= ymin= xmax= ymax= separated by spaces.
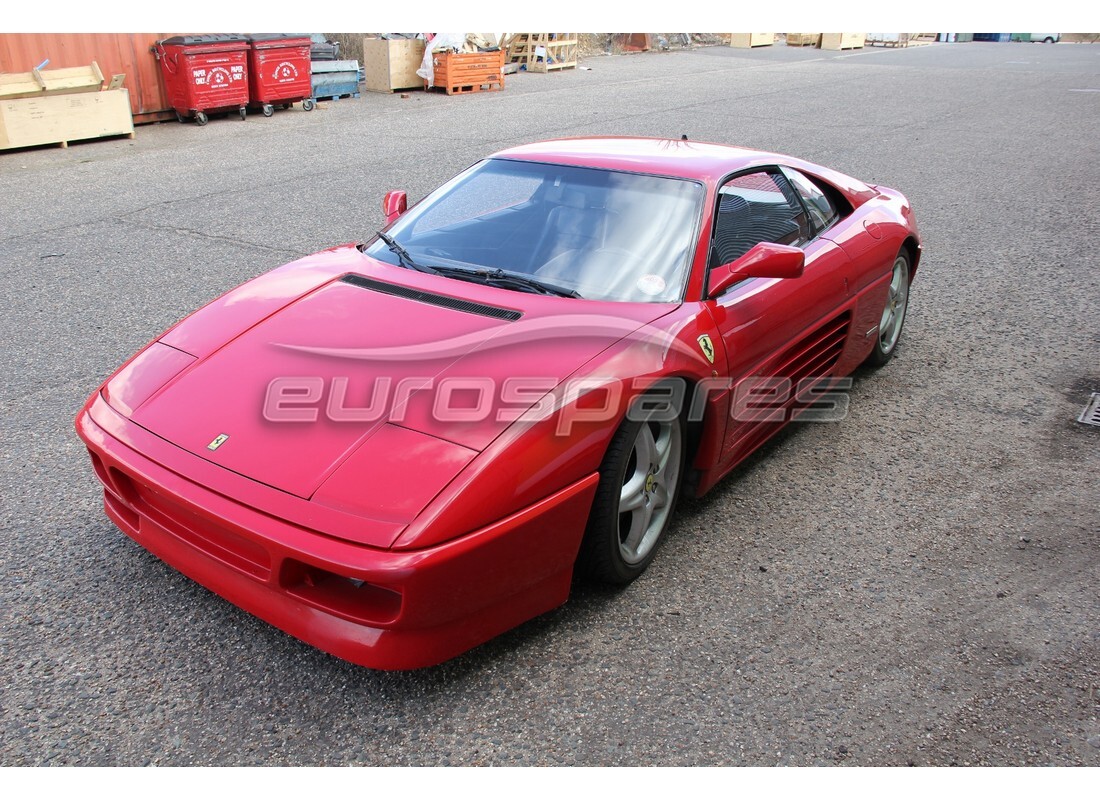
xmin=364 ymin=158 xmax=704 ymax=302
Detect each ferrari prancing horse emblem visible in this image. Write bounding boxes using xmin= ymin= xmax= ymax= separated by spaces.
xmin=207 ymin=433 xmax=230 ymax=451
xmin=697 ymin=334 xmax=715 ymax=364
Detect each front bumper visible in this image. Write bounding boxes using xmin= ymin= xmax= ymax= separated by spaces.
xmin=76 ymin=394 xmax=598 ymax=670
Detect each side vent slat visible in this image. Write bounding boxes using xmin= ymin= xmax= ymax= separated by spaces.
xmin=340 ymin=274 xmax=522 ymax=321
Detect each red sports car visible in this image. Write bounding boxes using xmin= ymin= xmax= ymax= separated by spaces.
xmin=76 ymin=138 xmax=920 ymax=670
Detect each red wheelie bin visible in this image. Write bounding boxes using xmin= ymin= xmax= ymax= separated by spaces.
xmin=153 ymin=35 xmax=250 ymax=125
xmin=245 ymin=34 xmax=315 ymax=116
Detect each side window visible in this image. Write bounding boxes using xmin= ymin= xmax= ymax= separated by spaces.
xmin=711 ymin=170 xmax=811 ymax=266
xmin=785 ymin=168 xmax=839 ymax=233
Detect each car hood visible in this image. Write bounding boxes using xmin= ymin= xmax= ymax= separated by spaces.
xmin=130 ymin=258 xmax=676 ymax=500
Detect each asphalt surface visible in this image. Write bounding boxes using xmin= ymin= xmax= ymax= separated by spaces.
xmin=1 ymin=41 xmax=1098 ymax=766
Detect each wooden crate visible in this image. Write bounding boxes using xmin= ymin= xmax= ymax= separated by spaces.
xmin=362 ymin=38 xmax=425 ymax=93
xmin=785 ymin=33 xmax=821 ymax=47
xmin=506 ymin=33 xmax=578 ymax=72
xmin=0 ymin=62 xmax=106 ymax=101
xmin=1 ymin=88 xmax=134 ymax=150
xmin=426 ymin=50 xmax=504 ymax=95
xmin=820 ymin=33 xmax=866 ymax=50
xmin=729 ymin=33 xmax=775 ymax=48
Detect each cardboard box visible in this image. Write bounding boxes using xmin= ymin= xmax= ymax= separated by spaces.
xmin=362 ymin=38 xmax=425 ymax=93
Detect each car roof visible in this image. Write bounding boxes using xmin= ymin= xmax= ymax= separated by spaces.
xmin=491 ymin=137 xmax=789 ymax=182
xmin=490 ymin=137 xmax=878 ymax=208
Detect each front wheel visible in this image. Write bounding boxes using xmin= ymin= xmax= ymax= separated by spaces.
xmin=863 ymin=249 xmax=911 ymax=368
xmin=577 ymin=407 xmax=685 ymax=584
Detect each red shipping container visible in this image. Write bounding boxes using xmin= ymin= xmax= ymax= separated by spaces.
xmin=246 ymin=34 xmax=315 ymax=115
xmin=153 ymin=34 xmax=250 ymax=125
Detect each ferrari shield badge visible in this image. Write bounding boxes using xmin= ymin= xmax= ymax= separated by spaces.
xmin=697 ymin=334 xmax=715 ymax=364
xmin=207 ymin=433 xmax=230 ymax=451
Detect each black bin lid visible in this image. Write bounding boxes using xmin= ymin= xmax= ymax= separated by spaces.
xmin=159 ymin=34 xmax=248 ymax=45
xmin=245 ymin=33 xmax=310 ymax=42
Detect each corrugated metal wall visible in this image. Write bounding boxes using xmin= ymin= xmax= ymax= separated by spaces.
xmin=0 ymin=33 xmax=174 ymax=122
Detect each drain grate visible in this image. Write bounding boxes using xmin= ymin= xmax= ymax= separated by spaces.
xmin=1079 ymin=393 xmax=1100 ymax=427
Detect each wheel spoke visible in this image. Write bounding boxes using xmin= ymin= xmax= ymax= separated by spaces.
xmin=634 ymin=423 xmax=657 ymax=470
xmin=620 ymin=472 xmax=647 ymax=511
xmin=651 ymin=481 xmax=670 ymax=510
xmin=621 ymin=502 xmax=653 ymax=555
xmin=653 ymin=426 xmax=674 ymax=471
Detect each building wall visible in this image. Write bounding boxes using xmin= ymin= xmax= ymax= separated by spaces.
xmin=0 ymin=33 xmax=174 ymax=122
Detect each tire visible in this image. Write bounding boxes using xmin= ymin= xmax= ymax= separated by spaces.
xmin=194 ymin=112 xmax=208 ymax=126
xmin=262 ymin=104 xmax=274 ymax=117
xmin=302 ymin=98 xmax=316 ymax=111
xmin=175 ymin=111 xmax=187 ymax=124
xmin=863 ymin=249 xmax=911 ymax=368
xmin=238 ymin=107 xmax=247 ymax=121
xmin=577 ymin=405 xmax=685 ymax=584
xmin=1044 ymin=37 xmax=1055 ymax=44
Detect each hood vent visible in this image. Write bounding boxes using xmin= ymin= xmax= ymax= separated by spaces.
xmin=340 ymin=274 xmax=522 ymax=321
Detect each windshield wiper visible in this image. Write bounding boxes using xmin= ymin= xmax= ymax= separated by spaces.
xmin=376 ymin=231 xmax=439 ymax=274
xmin=373 ymin=236 xmax=579 ymax=298
xmin=433 ymin=266 xmax=582 ymax=299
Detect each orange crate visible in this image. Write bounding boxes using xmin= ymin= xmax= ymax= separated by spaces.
xmin=426 ymin=50 xmax=504 ymax=95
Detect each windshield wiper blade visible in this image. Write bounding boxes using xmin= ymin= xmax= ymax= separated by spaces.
xmin=376 ymin=231 xmax=439 ymax=274
xmin=434 ymin=266 xmax=582 ymax=299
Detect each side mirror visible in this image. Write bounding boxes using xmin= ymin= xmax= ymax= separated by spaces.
xmin=382 ymin=190 xmax=408 ymax=225
xmin=707 ymin=242 xmax=805 ymax=298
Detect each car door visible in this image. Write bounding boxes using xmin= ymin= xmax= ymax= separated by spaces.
xmin=705 ymin=168 xmax=855 ymax=466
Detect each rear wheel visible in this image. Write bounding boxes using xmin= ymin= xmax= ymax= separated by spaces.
xmin=863 ymin=249 xmax=911 ymax=368
xmin=578 ymin=406 xmax=685 ymax=584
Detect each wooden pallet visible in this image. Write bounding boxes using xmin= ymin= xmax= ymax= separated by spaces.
xmin=313 ymin=90 xmax=360 ymax=102
xmin=426 ymin=50 xmax=504 ymax=95
xmin=866 ymin=33 xmax=911 ymax=47
xmin=506 ymin=33 xmax=578 ymax=72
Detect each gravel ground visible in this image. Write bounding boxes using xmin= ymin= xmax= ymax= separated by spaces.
xmin=1 ymin=41 xmax=1097 ymax=767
